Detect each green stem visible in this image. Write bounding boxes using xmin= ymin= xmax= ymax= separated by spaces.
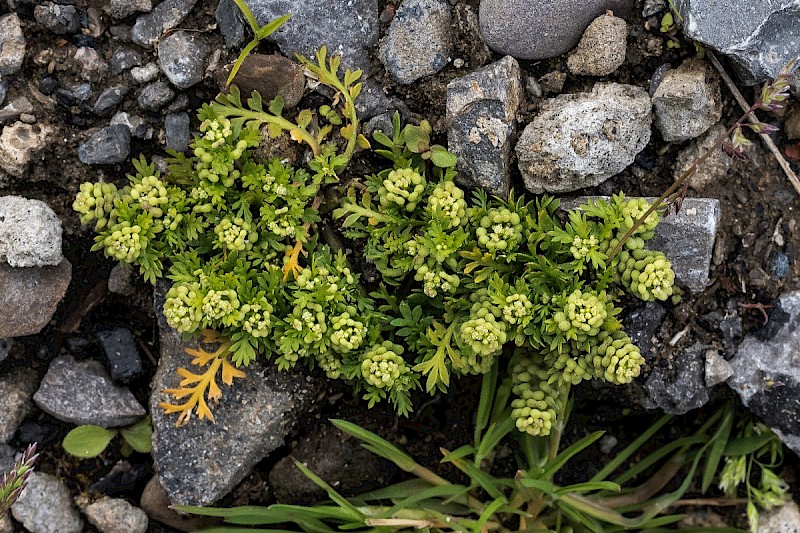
xmin=214 ymin=106 xmax=323 ymax=156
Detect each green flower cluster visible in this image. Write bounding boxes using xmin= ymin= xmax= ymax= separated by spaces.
xmin=511 ymin=357 xmax=565 ymax=437
xmin=617 ymin=248 xmax=676 ymax=301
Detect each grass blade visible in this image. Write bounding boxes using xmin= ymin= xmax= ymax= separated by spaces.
xmin=702 ymin=405 xmax=733 ymax=493
xmin=590 ymin=414 xmax=672 ymax=483
xmin=541 ymin=431 xmax=604 ymax=479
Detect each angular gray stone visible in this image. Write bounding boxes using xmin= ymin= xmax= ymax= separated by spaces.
xmin=624 ymin=302 xmax=666 ymax=362
xmin=137 ymin=81 xmax=175 ymax=112
xmin=0 ymin=14 xmax=26 ymax=76
xmin=94 ymin=86 xmax=130 ymax=116
xmin=0 ymin=196 xmax=63 ymax=268
xmin=78 ymin=125 xmax=132 ymax=165
xmin=227 ymin=54 xmax=306 ymax=109
xmin=0 ymin=122 xmax=54 ymax=176
xmin=106 ymin=0 xmax=152 ymax=20
xmin=33 ymin=354 xmax=146 ymax=428
xmin=517 ymin=83 xmax=652 ymax=193
xmin=157 ymin=31 xmax=209 ymax=89
xmin=561 ymin=197 xmax=720 ymax=293
xmin=446 ymin=55 xmax=522 ymax=197
xmin=0 ymin=367 xmax=38 ymax=443
xmin=652 ymin=59 xmax=722 ymax=142
xmin=643 ymin=342 xmax=710 ymax=414
xmin=728 ymin=290 xmax=800 ymax=456
xmin=566 ymin=14 xmax=627 ymax=77
xmin=354 ymin=79 xmax=393 ymax=120
xmin=165 ymin=113 xmax=190 ymax=152
xmin=674 ymin=122 xmax=732 ymax=192
xmin=673 ymin=0 xmax=800 ymax=83
xmin=478 ymin=0 xmax=633 ymax=60
xmin=0 ymin=97 xmax=34 ymax=125
xmin=758 ymin=500 xmax=800 ymax=533
xmin=151 ymin=283 xmax=320 ymax=506
xmin=131 ymin=63 xmax=160 ymax=84
xmin=704 ymin=349 xmax=733 ymax=387
xmin=74 ymin=46 xmax=109 ymax=82
xmin=380 ymin=0 xmax=452 ymax=84
xmin=85 ymin=497 xmax=148 ymax=533
xmin=110 ymin=47 xmax=144 ymax=75
xmin=216 ymin=0 xmax=246 ymax=49
xmin=34 ymin=3 xmax=80 ymax=34
xmin=11 ymin=472 xmax=83 ymax=533
xmin=0 ymin=260 xmax=72 ymax=337
xmin=241 ymin=0 xmax=379 ymax=73
xmin=132 ymin=0 xmax=198 ymax=48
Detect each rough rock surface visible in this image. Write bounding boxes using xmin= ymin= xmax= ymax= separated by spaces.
xmin=85 ymin=497 xmax=148 ymax=533
xmin=672 ymin=0 xmax=800 ymax=82
xmin=0 ymin=14 xmax=25 ymax=76
xmin=33 ymin=354 xmax=146 ymax=427
xmin=446 ymin=55 xmax=522 ymax=197
xmin=0 ymin=260 xmax=72 ymax=337
xmin=215 ymin=0 xmax=246 ymax=48
xmin=567 ymin=14 xmax=627 ymax=76
xmin=11 ymin=472 xmax=83 ymax=533
xmin=652 ymin=58 xmax=722 ymax=142
xmin=674 ymin=123 xmax=732 ymax=192
xmin=643 ymin=342 xmax=710 ymax=414
xmin=239 ymin=0 xmax=379 ymax=73
xmin=757 ymin=500 xmax=800 ymax=533
xmin=78 ymin=125 xmax=132 ymax=165
xmin=623 ymin=302 xmax=666 ymax=363
xmin=0 ymin=122 xmax=54 ymax=176
xmin=0 ymin=338 xmax=10 ymax=363
xmin=380 ymin=0 xmax=452 ymax=84
xmin=105 ymin=0 xmax=152 ymax=21
xmin=34 ymin=3 xmax=80 ymax=35
xmin=517 ymin=83 xmax=652 ymax=193
xmin=705 ymin=350 xmax=733 ymax=388
xmin=728 ymin=291 xmax=800 ymax=456
xmin=0 ymin=367 xmax=38 ymax=443
xmin=151 ymin=283 xmax=321 ymax=506
xmin=228 ymin=54 xmax=306 ymax=109
xmin=132 ymin=0 xmax=198 ymax=48
xmin=0 ymin=196 xmax=62 ymax=268
xmin=97 ymin=327 xmax=144 ymax=385
xmin=165 ymin=113 xmax=190 ymax=152
xmin=157 ymin=31 xmax=209 ymax=89
xmin=478 ymin=0 xmax=633 ymax=60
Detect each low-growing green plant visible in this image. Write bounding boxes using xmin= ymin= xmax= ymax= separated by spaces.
xmin=62 ymin=416 xmax=153 ymax=458
xmin=225 ymin=2 xmax=290 ymax=87
xmin=176 ymin=368 xmax=785 ymax=532
xmin=0 ymin=443 xmax=37 ymax=519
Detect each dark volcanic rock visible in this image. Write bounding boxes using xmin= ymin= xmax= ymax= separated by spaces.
xmin=157 ymin=31 xmax=209 ymax=89
xmin=97 ymin=327 xmax=144 ymax=385
xmin=0 ymin=261 xmax=71 ymax=337
xmin=78 ymin=125 xmax=132 ymax=165
xmin=131 ymin=0 xmax=197 ymax=48
xmin=643 ymin=342 xmax=710 ymax=414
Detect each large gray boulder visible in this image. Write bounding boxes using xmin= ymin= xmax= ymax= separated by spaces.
xmin=672 ymin=0 xmax=800 ymax=82
xmin=0 ymin=261 xmax=72 ymax=337
xmin=517 ymin=83 xmax=652 ymax=194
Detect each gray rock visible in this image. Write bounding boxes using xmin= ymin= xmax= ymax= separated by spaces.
xmin=0 ymin=196 xmax=62 ymax=268
xmin=624 ymin=302 xmax=666 ymax=362
xmin=672 ymin=0 xmax=800 ymax=83
xmin=773 ymin=253 xmax=790 ymax=280
xmin=165 ymin=113 xmax=190 ymax=152
xmin=0 ymin=79 xmax=7 ymax=107
xmin=108 ymin=264 xmax=135 ymax=296
xmin=11 ymin=472 xmax=83 ymax=533
xmin=704 ymin=349 xmax=733 ymax=387
xmin=78 ymin=125 xmax=132 ymax=165
xmin=137 ymin=81 xmax=175 ymax=112
xmin=0 ymin=367 xmax=38 ymax=443
xmin=240 ymin=0 xmax=379 ymax=73
xmin=478 ymin=0 xmax=633 ymax=60
xmin=269 ymin=419 xmax=397 ymax=503
xmin=69 ymin=83 xmax=93 ymax=102
xmin=106 ymin=0 xmax=153 ymax=20
xmin=227 ymin=54 xmax=306 ymax=109
xmin=648 ymin=197 xmax=721 ymax=293
xmin=517 ymin=83 xmax=652 ymax=193
xmin=34 ymin=2 xmax=80 ymax=34
xmin=566 ymin=14 xmax=627 ymax=76
xmin=0 ymin=97 xmax=34 ymax=125
xmin=380 ymin=0 xmax=452 ymax=84
xmin=33 ymin=354 xmax=146 ymax=427
xmin=0 ymin=14 xmax=26 ymax=76
xmin=0 ymin=338 xmax=10 ymax=363
xmin=151 ymin=284 xmax=320 ymax=505
xmin=674 ymin=123 xmax=732 ymax=192
xmin=728 ymin=291 xmax=800 ymax=456
xmin=364 ymin=112 xmax=394 ymax=138
xmin=453 ymin=4 xmax=493 ymax=69
xmin=139 ymin=477 xmax=215 ymax=532
xmin=561 ymin=197 xmax=721 ymax=293
xmin=758 ymin=500 xmax=800 ymax=533
xmin=110 ymin=48 xmax=144 ymax=75
xmin=0 ymin=444 xmax=14 ymax=472
xmin=110 ymin=112 xmax=148 ymax=139
xmin=131 ymin=63 xmax=160 ymax=85
xmin=642 ymin=0 xmax=667 ymax=17
xmin=643 ymin=342 xmax=710 ymax=414
xmin=97 ymin=327 xmax=144 ymax=385
xmin=0 ymin=515 xmax=11 ymax=533
xmin=0 ymin=121 xmax=53 ymax=177
xmin=85 ymin=497 xmax=148 ymax=533
xmin=94 ymin=86 xmax=130 ymax=116
xmin=652 ymin=59 xmax=722 ymax=142
xmin=0 ymin=260 xmax=72 ymax=337
xmin=446 ymin=55 xmax=522 ymax=197
xmin=354 ymin=79 xmax=393 ymax=120
xmin=157 ymin=31 xmax=209 ymax=89
xmin=74 ymin=47 xmax=109 ymax=82
xmin=216 ymin=0 xmax=246 ymax=49
xmin=132 ymin=0 xmax=198 ymax=48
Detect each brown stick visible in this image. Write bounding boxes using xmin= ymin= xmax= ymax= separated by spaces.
xmin=707 ymin=50 xmax=800 ymax=197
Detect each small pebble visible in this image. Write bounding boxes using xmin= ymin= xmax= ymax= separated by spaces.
xmin=130 ymin=63 xmax=159 ymax=84
xmin=19 ymin=114 xmax=35 ymax=124
xmin=772 ymin=252 xmax=790 ymax=279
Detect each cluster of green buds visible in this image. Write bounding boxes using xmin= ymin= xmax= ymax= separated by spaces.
xmin=73 ymin=182 xmax=118 ymax=230
xmin=214 ymin=216 xmax=254 ymax=252
xmin=617 ymin=249 xmax=675 ymax=301
xmin=194 ymin=117 xmax=251 ymax=186
xmin=101 ymin=221 xmax=145 ymax=263
xmin=414 ymin=264 xmax=459 ymax=298
xmin=475 ymin=207 xmax=523 ymax=254
xmin=570 ymin=234 xmax=599 ymax=262
xmin=201 ymin=289 xmax=241 ymax=327
xmin=379 ymin=167 xmax=427 ymax=212
xmin=459 ymin=301 xmax=507 ymax=368
xmin=510 ymin=358 xmax=564 ymax=437
xmin=361 ymin=341 xmax=411 ymax=390
xmin=586 ymin=330 xmax=644 ymax=384
xmin=619 ymin=197 xmax=660 ymax=239
xmin=130 ymin=175 xmax=170 ymax=217
xmin=330 ymin=310 xmax=366 ymax=353
xmin=502 ymin=293 xmax=533 ymax=326
xmin=240 ymin=299 xmax=273 ymax=338
xmin=426 ymin=180 xmax=467 ymax=228
xmin=551 ymin=289 xmax=609 ymax=339
xmin=163 ymin=283 xmax=204 ymax=334
xmin=546 ymin=347 xmax=594 ymax=386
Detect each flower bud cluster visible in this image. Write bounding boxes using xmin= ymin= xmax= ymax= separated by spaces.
xmin=617 ymin=249 xmax=675 ymax=301
xmin=214 ymin=217 xmax=253 ymax=251
xmin=511 ymin=358 xmax=563 ymax=437
xmin=379 ymin=168 xmax=427 ymax=211
xmin=361 ymin=341 xmax=409 ymax=389
xmin=587 ymin=330 xmax=643 ymax=384
xmin=476 ymin=207 xmax=523 ymax=254
xmin=73 ymin=182 xmax=118 ymax=229
xmin=102 ymin=221 xmax=144 ymax=263
xmin=163 ymin=283 xmax=203 ymax=333
xmin=330 ymin=311 xmax=366 ymax=353
xmin=426 ymin=180 xmax=467 ymax=228
xmin=130 ymin=175 xmax=169 ymax=217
